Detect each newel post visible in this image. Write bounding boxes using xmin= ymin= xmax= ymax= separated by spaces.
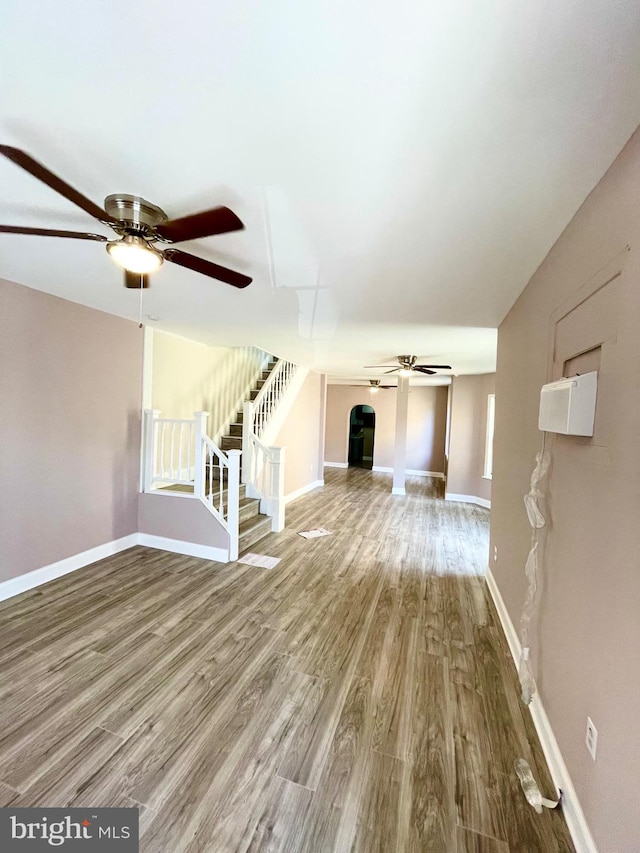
xmin=143 ymin=409 xmax=161 ymax=492
xmin=193 ymin=411 xmax=209 ymax=497
xmin=242 ymin=401 xmax=253 ymax=487
xmin=270 ymin=445 xmax=286 ymax=532
xmin=227 ymin=449 xmax=242 ymax=562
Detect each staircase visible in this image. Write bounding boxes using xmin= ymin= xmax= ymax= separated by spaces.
xmin=143 ymin=353 xmax=301 ymax=562
xmin=219 ymin=357 xmax=278 ymax=553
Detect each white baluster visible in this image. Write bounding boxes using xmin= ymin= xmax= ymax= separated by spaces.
xmin=193 ymin=411 xmax=209 ymax=497
xmin=159 ymin=422 xmax=166 ymax=479
xmin=143 ymin=409 xmax=161 ymax=492
xmin=179 ymin=422 xmax=185 ymax=480
xmin=170 ymin=422 xmax=176 ymax=479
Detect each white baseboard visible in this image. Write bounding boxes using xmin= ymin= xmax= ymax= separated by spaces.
xmin=445 ymin=492 xmax=491 ymax=509
xmin=485 ymin=567 xmax=598 ymax=853
xmin=324 ymin=461 xmax=348 ymax=468
xmin=0 ymin=534 xmax=139 ymax=603
xmin=284 ymin=479 xmax=324 ymax=505
xmin=373 ymin=466 xmax=445 ymax=479
xmin=391 ymin=487 xmax=406 ymax=496
xmin=137 ymin=534 xmax=228 ymax=563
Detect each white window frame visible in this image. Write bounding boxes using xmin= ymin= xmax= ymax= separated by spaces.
xmin=483 ymin=394 xmax=495 ymax=479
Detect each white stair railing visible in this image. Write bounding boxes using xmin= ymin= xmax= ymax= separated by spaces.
xmin=143 ymin=409 xmax=240 ymax=560
xmin=243 ymin=430 xmax=286 ymax=532
xmin=250 ymin=359 xmax=298 ymax=438
xmin=143 ymin=410 xmax=196 ymax=490
xmin=241 ymin=357 xmax=297 ymax=532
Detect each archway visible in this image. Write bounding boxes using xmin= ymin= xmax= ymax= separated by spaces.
xmin=348 ymin=404 xmax=376 ymax=469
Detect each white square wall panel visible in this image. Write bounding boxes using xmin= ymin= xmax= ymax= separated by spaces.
xmin=538 ymin=371 xmax=598 ymax=436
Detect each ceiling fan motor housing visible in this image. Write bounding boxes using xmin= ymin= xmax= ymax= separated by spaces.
xmin=398 ymin=355 xmax=417 ymax=367
xmin=104 ymin=194 xmax=168 ymax=236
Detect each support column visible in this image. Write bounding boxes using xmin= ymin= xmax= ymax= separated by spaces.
xmin=317 ymin=374 xmax=328 ymax=483
xmin=392 ymin=376 xmax=409 ymax=495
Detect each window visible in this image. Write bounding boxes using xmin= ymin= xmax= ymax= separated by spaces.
xmin=484 ymin=394 xmax=495 ymax=479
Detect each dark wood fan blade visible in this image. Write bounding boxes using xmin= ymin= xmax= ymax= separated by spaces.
xmin=155 ymin=206 xmax=244 ymax=243
xmin=384 ymin=367 xmax=401 ymax=374
xmin=124 ymin=271 xmax=149 ymax=289
xmin=414 ymin=367 xmax=436 ymax=375
xmin=0 ymin=146 xmax=116 ymax=224
xmin=364 ymin=365 xmax=395 ymax=368
xmin=0 ymin=224 xmax=107 ymax=241
xmin=163 ymin=248 xmax=251 ymax=288
xmin=415 ymin=364 xmax=452 ymax=369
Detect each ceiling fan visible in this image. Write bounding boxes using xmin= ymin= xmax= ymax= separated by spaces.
xmin=0 ymin=145 xmax=252 ymax=290
xmin=346 ymin=379 xmax=395 ymax=392
xmin=364 ymin=355 xmax=452 ymax=376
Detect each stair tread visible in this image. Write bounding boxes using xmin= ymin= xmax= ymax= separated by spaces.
xmin=159 ymin=482 xmax=247 ymax=499
xmin=238 ymin=513 xmax=271 ymax=536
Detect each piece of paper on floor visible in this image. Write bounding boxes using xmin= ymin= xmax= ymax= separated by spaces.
xmin=297 ymin=528 xmax=332 ymax=539
xmin=238 ymin=552 xmax=281 ymax=570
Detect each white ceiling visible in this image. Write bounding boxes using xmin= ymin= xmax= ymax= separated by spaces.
xmin=1 ymin=1 xmax=640 ymax=382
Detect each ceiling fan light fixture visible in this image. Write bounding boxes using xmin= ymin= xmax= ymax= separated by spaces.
xmin=399 ymin=367 xmax=412 ymax=377
xmin=106 ymin=235 xmax=163 ymax=274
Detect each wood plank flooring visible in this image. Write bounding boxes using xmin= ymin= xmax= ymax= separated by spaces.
xmin=0 ymin=467 xmax=575 ymax=852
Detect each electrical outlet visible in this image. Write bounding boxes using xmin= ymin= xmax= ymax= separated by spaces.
xmin=493 ymin=545 xmax=498 ymax=562
xmin=586 ymin=717 xmax=598 ymax=760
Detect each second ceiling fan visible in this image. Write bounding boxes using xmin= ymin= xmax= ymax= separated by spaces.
xmin=364 ymin=355 xmax=452 ymax=376
xmin=0 ymin=145 xmax=252 ymax=290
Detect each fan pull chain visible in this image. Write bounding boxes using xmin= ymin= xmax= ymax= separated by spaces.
xmin=138 ymin=283 xmax=144 ymax=328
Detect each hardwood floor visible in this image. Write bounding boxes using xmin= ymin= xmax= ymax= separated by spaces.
xmin=0 ymin=468 xmax=575 ymax=852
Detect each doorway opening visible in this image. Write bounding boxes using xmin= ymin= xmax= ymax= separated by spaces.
xmin=348 ymin=405 xmax=376 ymax=469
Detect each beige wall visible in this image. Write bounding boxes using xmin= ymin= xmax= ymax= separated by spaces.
xmin=493 ymin=127 xmax=640 ymax=851
xmin=0 ymin=280 xmax=142 ymax=582
xmin=406 ymin=385 xmax=448 ymax=473
xmin=273 ymin=372 xmax=325 ymax=497
xmin=138 ymin=493 xmax=228 ymax=548
xmin=446 ymin=374 xmax=495 ymax=502
xmin=151 ymin=330 xmax=268 ymax=442
xmin=324 ymin=384 xmax=447 ymax=473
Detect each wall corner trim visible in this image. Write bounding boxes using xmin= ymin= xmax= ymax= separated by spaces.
xmin=0 ymin=534 xmax=139 ymax=603
xmin=391 ymin=486 xmax=406 ymax=496
xmin=445 ymin=492 xmax=491 ymax=509
xmin=284 ymin=480 xmax=324 ymax=506
xmin=136 ymin=534 xmax=228 ymax=563
xmin=485 ymin=566 xmax=599 ymax=853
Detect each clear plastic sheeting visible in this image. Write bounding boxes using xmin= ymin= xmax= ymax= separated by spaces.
xmin=515 ymin=758 xmax=560 ymax=813
xmin=519 ymin=442 xmax=551 ymax=705
xmin=519 ymin=645 xmax=535 ymax=706
xmin=524 ymin=446 xmax=551 ymax=528
xmin=515 ymin=758 xmax=544 ymax=813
